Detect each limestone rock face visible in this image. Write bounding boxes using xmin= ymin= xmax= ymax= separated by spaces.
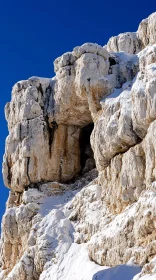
xmin=132 ymin=45 xmax=156 ymax=138
xmin=105 ymin=12 xmax=156 ymax=54
xmin=88 ymin=189 xmax=156 ymax=267
xmin=137 ymin=12 xmax=156 ymax=48
xmin=3 ymin=44 xmax=111 ymax=192
xmin=53 ymin=43 xmax=110 ymax=124
xmin=91 ymin=81 xmax=139 ymax=171
xmin=1 ymin=12 xmax=156 ymax=280
xmin=3 ymin=42 xmax=139 ymax=193
xmin=3 ymin=77 xmax=81 ymax=191
xmin=97 ymin=120 xmax=156 ymax=214
xmin=106 ymin=32 xmax=141 ymax=54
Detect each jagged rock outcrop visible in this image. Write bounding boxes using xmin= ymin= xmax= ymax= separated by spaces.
xmin=0 ymin=12 xmax=156 ymax=280
xmin=106 ymin=32 xmax=141 ymax=54
xmin=2 ymin=43 xmax=139 ymax=193
xmin=105 ymin=12 xmax=156 ymax=54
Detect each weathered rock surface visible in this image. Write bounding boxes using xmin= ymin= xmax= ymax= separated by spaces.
xmin=1 ymin=12 xmax=156 ymax=280
xmin=137 ymin=12 xmax=156 ymax=48
xmin=91 ymin=80 xmax=139 ymax=171
xmin=105 ymin=12 xmax=156 ymax=54
xmin=106 ymin=32 xmax=141 ymax=54
xmin=3 ymin=43 xmax=139 ymax=193
xmin=132 ymin=45 xmax=156 ymax=138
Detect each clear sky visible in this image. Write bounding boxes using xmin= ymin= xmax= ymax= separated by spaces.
xmin=0 ymin=0 xmax=155 ymax=227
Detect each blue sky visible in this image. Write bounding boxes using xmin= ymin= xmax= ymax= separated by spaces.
xmin=0 ymin=0 xmax=155 ymax=226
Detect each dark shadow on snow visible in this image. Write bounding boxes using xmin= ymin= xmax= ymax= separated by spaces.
xmin=92 ymin=264 xmax=141 ymax=280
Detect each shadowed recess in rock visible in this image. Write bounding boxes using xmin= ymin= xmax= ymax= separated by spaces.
xmin=79 ymin=123 xmax=95 ymax=174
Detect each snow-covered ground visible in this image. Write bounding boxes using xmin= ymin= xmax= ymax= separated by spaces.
xmin=22 ymin=185 xmax=143 ymax=280
xmin=40 ymin=243 xmax=141 ymax=280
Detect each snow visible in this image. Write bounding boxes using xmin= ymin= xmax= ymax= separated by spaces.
xmin=40 ymin=244 xmax=142 ymax=280
xmin=33 ymin=185 xmax=142 ymax=280
xmin=137 ymin=44 xmax=156 ymax=61
xmin=113 ymin=51 xmax=139 ymax=65
xmin=101 ymin=80 xmax=132 ymax=105
xmin=39 ymin=189 xmax=78 ymax=216
xmin=4 ymin=186 xmax=155 ymax=280
xmin=105 ymin=88 xmax=122 ymax=99
xmin=40 ymin=243 xmax=141 ymax=280
xmin=22 ymin=187 xmax=79 ymax=217
xmin=100 ymin=81 xmax=133 ymax=127
xmin=40 ymin=244 xmax=104 ymax=280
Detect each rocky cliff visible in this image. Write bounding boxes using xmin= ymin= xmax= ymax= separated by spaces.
xmin=0 ymin=12 xmax=156 ymax=280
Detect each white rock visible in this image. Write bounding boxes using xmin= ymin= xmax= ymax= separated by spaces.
xmin=106 ymin=32 xmax=141 ymax=54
